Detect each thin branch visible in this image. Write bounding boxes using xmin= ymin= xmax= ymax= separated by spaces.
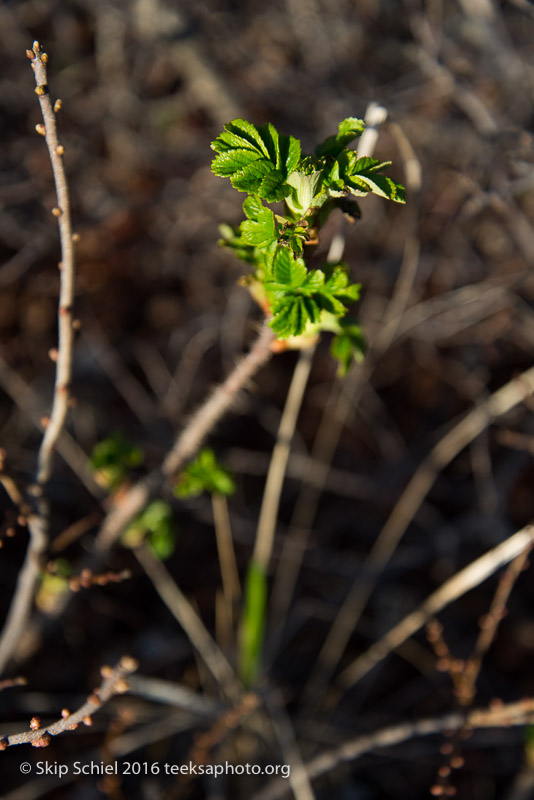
xmin=265 ymin=687 xmax=317 ymax=800
xmin=212 ymin=492 xmax=241 ymax=625
xmin=456 ymin=545 xmax=532 ymax=705
xmin=253 ymin=698 xmax=534 ymax=800
xmin=29 ymin=41 xmax=77 ymax=485
xmin=0 ymin=42 xmax=79 ymax=678
xmin=303 ymin=363 xmax=534 ymax=708
xmin=134 ymin=543 xmax=241 ymax=700
xmin=95 ymin=324 xmax=276 ymax=551
xmin=252 ymin=345 xmax=315 ymax=572
xmin=126 ymin=674 xmax=222 ymax=717
xmin=336 ymin=524 xmax=534 ymax=690
xmin=0 ymin=514 xmax=47 ymax=678
xmin=0 ymin=656 xmax=137 ymax=748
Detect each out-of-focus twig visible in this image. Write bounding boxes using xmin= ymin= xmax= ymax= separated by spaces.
xmin=253 ymin=697 xmax=534 ymax=800
xmin=303 ymin=363 xmax=534 ymax=711
xmin=252 ymin=345 xmax=315 ymax=573
xmin=95 ymin=324 xmax=276 ymax=551
xmin=337 ymin=523 xmax=534 ymax=690
xmin=134 ymin=543 xmax=241 ymax=701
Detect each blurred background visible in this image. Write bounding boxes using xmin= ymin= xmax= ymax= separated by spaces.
xmin=1 ymin=0 xmax=534 ymax=797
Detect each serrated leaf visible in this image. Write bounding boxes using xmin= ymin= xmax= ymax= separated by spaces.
xmin=279 ymin=132 xmax=301 ymax=175
xmin=241 ymin=223 xmax=276 ymax=248
xmin=212 ymin=119 xmax=303 ymax=202
xmin=271 ymin=247 xmax=307 ymax=286
xmin=231 ymin=158 xmax=275 ymax=193
xmin=315 ymin=117 xmax=365 ymax=158
xmin=269 ymin=295 xmax=321 ymax=337
xmin=257 ymin=122 xmax=280 ymax=166
xmin=324 ymin=266 xmax=361 ymax=301
xmin=211 ymin=148 xmax=263 ymax=177
xmin=339 ymin=154 xmax=406 ymax=203
xmin=259 ymin=170 xmax=291 ymax=202
xmin=240 ymin=199 xmax=278 ymax=248
xmin=212 ymin=118 xmax=270 ymax=156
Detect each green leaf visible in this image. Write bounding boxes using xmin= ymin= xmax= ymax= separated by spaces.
xmin=89 ymin=433 xmax=144 ymax=490
xmin=285 ymin=170 xmax=323 ymax=217
xmin=330 ymin=321 xmax=366 ymax=376
xmin=211 ymin=119 xmax=301 ymax=203
xmin=174 ymin=448 xmax=236 ymax=498
xmin=265 ymin=254 xmax=361 ymax=339
xmin=240 ymin=196 xmax=278 ymax=248
xmin=122 ymin=500 xmax=176 ymax=560
xmin=271 ymin=246 xmax=307 ymax=286
xmin=259 ymin=169 xmax=291 ymax=201
xmin=269 ymin=295 xmax=321 ymax=337
xmin=211 ymin=148 xmax=263 ymax=177
xmin=315 ymin=117 xmax=365 ymax=158
xmin=338 ymin=153 xmax=406 ymax=203
xmin=240 ymin=560 xmax=268 ymax=686
xmin=211 ymin=118 xmax=270 ymax=156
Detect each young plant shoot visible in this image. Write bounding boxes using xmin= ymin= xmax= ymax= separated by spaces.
xmin=211 ymin=117 xmax=405 ymax=375
xmin=211 ymin=117 xmax=405 ymax=684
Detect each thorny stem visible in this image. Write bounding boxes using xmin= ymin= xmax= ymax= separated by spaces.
xmin=0 ymin=43 xmax=76 ymax=677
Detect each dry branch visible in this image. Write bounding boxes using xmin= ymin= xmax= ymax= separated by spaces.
xmin=254 ymin=698 xmax=534 ymax=800
xmin=95 ymin=323 xmax=276 ymax=551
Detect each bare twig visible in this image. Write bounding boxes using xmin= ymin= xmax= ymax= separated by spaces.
xmin=457 ymin=545 xmax=532 ymax=705
xmin=0 ymin=513 xmax=47 ymax=678
xmin=265 ymin=687 xmax=316 ymax=800
xmin=254 ymin=698 xmax=534 ymax=800
xmin=0 ymin=656 xmax=137 ymax=748
xmin=95 ymin=324 xmax=276 ymax=551
xmin=303 ymin=363 xmax=534 ymax=709
xmin=29 ymin=41 xmax=77 ymax=485
xmin=252 ymin=345 xmax=315 ymax=572
xmin=126 ymin=673 xmax=221 ymax=716
xmin=212 ymin=492 xmax=241 ymax=626
xmin=134 ymin=543 xmax=241 ymax=700
xmin=337 ymin=524 xmax=534 ymax=690
xmin=0 ymin=43 xmax=79 ymax=678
